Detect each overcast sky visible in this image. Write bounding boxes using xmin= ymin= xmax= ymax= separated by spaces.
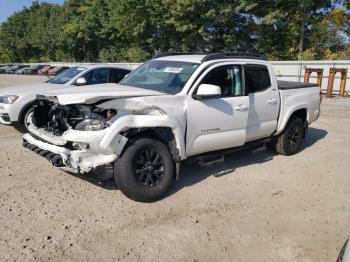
xmin=0 ymin=0 xmax=64 ymax=23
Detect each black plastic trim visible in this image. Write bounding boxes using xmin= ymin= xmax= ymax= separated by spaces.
xmin=23 ymin=139 xmax=64 ymax=167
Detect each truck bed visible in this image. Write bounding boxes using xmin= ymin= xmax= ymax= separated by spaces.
xmin=278 ymin=80 xmax=319 ymax=90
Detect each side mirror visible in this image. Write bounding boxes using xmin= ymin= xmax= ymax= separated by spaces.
xmin=193 ymin=84 xmax=222 ymax=100
xmin=75 ymin=77 xmax=87 ymax=86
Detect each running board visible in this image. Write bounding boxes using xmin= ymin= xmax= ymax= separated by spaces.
xmin=198 ymin=154 xmax=225 ymax=167
xmin=188 ymin=137 xmax=272 ymax=167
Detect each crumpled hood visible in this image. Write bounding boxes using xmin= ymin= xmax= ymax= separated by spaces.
xmin=38 ymin=83 xmax=165 ymax=105
xmin=0 ymin=82 xmax=61 ymax=96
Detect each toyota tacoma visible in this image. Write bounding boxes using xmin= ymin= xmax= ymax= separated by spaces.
xmin=22 ymin=53 xmax=321 ymax=202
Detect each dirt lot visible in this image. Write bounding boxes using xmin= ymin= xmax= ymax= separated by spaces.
xmin=0 ymin=74 xmax=349 ymax=262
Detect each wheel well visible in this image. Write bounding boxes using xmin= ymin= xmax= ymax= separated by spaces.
xmin=122 ymin=127 xmax=180 ymax=162
xmin=290 ymin=108 xmax=307 ymax=124
xmin=18 ymin=102 xmax=34 ymax=124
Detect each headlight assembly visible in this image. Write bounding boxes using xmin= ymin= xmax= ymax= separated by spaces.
xmin=85 ymin=119 xmax=107 ymax=131
xmin=0 ymin=95 xmax=19 ymax=104
xmin=74 ymin=119 xmax=109 ymax=131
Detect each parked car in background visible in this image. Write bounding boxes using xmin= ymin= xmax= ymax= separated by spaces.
xmin=6 ymin=65 xmax=19 ymax=74
xmin=38 ymin=65 xmax=54 ymax=75
xmin=0 ymin=64 xmax=13 ymax=73
xmin=0 ymin=65 xmax=12 ymax=73
xmin=8 ymin=65 xmax=29 ymax=74
xmin=14 ymin=65 xmax=30 ymax=74
xmin=0 ymin=65 xmax=131 ymax=131
xmin=48 ymin=66 xmax=69 ymax=76
xmin=22 ymin=64 xmax=48 ymax=75
xmin=4 ymin=65 xmax=19 ymax=74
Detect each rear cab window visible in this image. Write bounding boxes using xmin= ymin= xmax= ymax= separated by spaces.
xmin=245 ymin=65 xmax=271 ymax=93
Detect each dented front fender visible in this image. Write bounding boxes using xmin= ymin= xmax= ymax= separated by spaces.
xmin=99 ymin=114 xmax=186 ymax=159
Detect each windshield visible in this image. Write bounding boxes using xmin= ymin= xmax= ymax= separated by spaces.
xmin=120 ymin=60 xmax=199 ymax=94
xmin=47 ymin=67 xmax=86 ymax=84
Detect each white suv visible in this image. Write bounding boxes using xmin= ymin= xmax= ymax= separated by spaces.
xmin=0 ymin=65 xmax=131 ymax=130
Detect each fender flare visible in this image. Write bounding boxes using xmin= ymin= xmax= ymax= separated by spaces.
xmin=276 ymin=105 xmax=309 ymax=135
xmin=99 ymin=115 xmax=186 ymax=159
xmin=18 ymin=101 xmax=35 ymax=124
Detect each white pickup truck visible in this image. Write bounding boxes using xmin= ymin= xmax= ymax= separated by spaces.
xmin=23 ymin=53 xmax=321 ymax=202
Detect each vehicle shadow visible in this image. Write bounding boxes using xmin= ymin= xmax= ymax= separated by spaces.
xmin=65 ymin=172 xmax=118 ymax=190
xmin=63 ymin=127 xmax=328 ymax=194
xmin=166 ymin=127 xmax=328 ymax=197
xmin=302 ymin=127 xmax=328 ymax=150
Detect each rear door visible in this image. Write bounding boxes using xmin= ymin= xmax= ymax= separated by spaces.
xmin=186 ymin=64 xmax=249 ymax=156
xmin=244 ymin=64 xmax=280 ymax=141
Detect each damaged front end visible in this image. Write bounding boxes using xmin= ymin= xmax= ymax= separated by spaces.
xmin=23 ymin=91 xmax=185 ymax=182
xmin=32 ymin=96 xmax=117 ymax=135
xmin=23 ymin=96 xmax=128 ymax=177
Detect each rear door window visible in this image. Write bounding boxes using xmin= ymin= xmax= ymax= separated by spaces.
xmin=245 ymin=65 xmax=271 ymax=93
xmin=109 ymin=68 xmax=130 ymax=83
xmin=84 ymin=68 xmax=109 ymax=85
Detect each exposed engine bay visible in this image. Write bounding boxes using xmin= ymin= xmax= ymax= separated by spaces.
xmin=32 ymin=98 xmax=117 ymax=136
xmin=23 ymin=93 xmax=182 ymax=176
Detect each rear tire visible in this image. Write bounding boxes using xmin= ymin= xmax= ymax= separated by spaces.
xmin=114 ymin=138 xmax=174 ymax=202
xmin=274 ymin=117 xmax=305 ymax=156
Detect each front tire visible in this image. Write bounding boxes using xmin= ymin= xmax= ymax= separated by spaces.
xmin=14 ymin=107 xmax=34 ymax=133
xmin=114 ymin=138 xmax=174 ymax=202
xmin=274 ymin=117 xmax=305 ymax=155
xmin=22 ymin=107 xmax=34 ymax=131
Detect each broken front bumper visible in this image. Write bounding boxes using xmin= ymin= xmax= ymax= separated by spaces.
xmin=23 ymin=133 xmax=118 ymax=174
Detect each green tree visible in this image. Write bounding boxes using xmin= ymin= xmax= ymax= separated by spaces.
xmin=239 ymin=0 xmax=336 ymax=60
xmin=0 ymin=0 xmax=349 ymax=62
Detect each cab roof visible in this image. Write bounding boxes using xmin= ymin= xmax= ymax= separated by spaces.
xmin=153 ymin=52 xmax=267 ymax=64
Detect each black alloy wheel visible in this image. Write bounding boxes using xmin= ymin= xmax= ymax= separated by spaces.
xmin=274 ymin=117 xmax=305 ymax=155
xmin=287 ymin=124 xmax=303 ymax=152
xmin=135 ymin=149 xmax=165 ymax=187
xmin=114 ymin=138 xmax=174 ymax=202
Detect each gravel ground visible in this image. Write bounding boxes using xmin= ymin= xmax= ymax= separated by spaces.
xmin=0 ymin=75 xmax=349 ymax=262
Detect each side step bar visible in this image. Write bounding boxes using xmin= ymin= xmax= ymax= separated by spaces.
xmin=190 ymin=137 xmax=272 ymax=167
xmin=198 ymin=154 xmax=225 ymax=167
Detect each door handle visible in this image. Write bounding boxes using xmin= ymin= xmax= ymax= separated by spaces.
xmin=234 ymin=104 xmax=248 ymax=111
xmin=267 ymin=98 xmax=277 ymax=104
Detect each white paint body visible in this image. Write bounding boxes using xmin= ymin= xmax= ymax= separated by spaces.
xmin=23 ymin=56 xmax=321 ymax=173
xmin=342 ymin=237 xmax=350 ymax=262
xmin=0 ymin=65 xmax=130 ymax=124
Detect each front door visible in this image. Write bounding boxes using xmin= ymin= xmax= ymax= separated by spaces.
xmin=186 ymin=64 xmax=249 ymax=156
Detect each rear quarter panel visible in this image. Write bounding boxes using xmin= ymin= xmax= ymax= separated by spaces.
xmin=276 ymin=87 xmax=320 ymax=135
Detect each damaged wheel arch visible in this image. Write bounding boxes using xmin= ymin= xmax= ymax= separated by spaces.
xmin=122 ymin=127 xmax=181 ymax=162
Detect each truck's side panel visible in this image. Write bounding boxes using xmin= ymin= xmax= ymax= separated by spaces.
xmin=186 ymin=96 xmax=249 ymax=156
xmin=186 ymin=63 xmax=249 ymax=156
xmin=245 ymin=64 xmax=280 ymax=142
xmin=275 ymin=87 xmax=321 ymax=135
